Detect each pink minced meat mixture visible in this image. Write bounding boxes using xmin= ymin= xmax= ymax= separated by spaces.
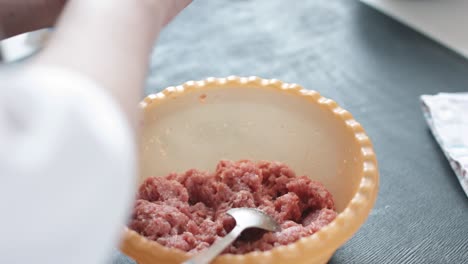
xmin=129 ymin=160 xmax=337 ymax=254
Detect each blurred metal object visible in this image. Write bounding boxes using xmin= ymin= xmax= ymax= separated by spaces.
xmin=361 ymin=0 xmax=468 ymax=59
xmin=0 ymin=28 xmax=51 ymax=63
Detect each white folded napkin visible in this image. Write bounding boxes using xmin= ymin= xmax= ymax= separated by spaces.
xmin=421 ymin=93 xmax=468 ymax=197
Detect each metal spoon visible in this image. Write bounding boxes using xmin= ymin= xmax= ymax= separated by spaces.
xmin=182 ymin=208 xmax=281 ymax=264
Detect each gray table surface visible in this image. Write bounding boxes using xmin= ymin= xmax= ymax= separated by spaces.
xmin=112 ymin=1 xmax=468 ymax=263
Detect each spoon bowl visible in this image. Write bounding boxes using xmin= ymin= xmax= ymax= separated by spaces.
xmin=227 ymin=208 xmax=281 ymax=232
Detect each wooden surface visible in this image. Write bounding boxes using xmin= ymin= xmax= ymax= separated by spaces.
xmin=113 ymin=1 xmax=468 ymax=263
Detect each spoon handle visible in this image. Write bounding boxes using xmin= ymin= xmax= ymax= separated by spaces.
xmin=182 ymin=225 xmax=244 ymax=264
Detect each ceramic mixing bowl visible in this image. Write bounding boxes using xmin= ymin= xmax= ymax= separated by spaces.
xmin=121 ymin=76 xmax=379 ymax=264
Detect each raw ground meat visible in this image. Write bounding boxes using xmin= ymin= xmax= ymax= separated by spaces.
xmin=129 ymin=160 xmax=337 ymax=254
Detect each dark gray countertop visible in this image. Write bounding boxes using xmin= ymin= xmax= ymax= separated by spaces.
xmin=113 ymin=1 xmax=468 ymax=263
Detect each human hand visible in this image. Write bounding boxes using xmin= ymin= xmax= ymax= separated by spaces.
xmin=0 ymin=0 xmax=191 ymax=40
xmin=153 ymin=0 xmax=192 ymax=26
xmin=34 ymin=0 xmax=193 ymax=125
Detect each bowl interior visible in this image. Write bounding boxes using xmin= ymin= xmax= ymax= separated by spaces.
xmin=140 ymin=84 xmax=363 ymax=212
